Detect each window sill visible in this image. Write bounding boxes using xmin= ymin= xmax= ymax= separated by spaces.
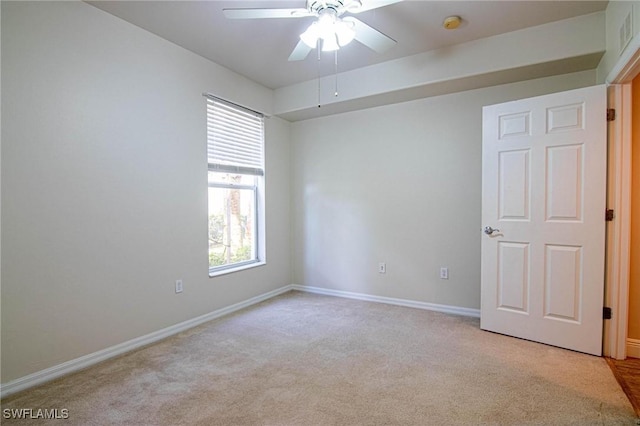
xmin=209 ymin=260 xmax=266 ymax=278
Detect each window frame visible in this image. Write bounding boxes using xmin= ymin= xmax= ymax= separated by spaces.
xmin=205 ymin=95 xmax=266 ymax=277
xmin=207 ymin=173 xmax=261 ymax=275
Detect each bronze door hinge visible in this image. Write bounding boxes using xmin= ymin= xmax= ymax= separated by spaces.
xmin=606 ymin=209 xmax=615 ymax=221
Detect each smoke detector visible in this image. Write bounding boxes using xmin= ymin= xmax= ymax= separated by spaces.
xmin=443 ymin=16 xmax=462 ymax=30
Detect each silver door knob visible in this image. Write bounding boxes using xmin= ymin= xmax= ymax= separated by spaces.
xmin=484 ymin=226 xmax=500 ymax=235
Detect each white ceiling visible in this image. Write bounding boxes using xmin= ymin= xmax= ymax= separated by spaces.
xmin=87 ymin=0 xmax=608 ymax=90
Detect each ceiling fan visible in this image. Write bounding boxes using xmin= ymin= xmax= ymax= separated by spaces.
xmin=223 ymin=0 xmax=402 ymax=61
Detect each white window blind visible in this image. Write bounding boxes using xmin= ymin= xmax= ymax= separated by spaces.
xmin=206 ymin=96 xmax=264 ymax=176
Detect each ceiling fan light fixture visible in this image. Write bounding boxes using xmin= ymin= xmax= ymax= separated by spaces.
xmin=300 ymin=9 xmax=355 ymax=51
xmin=317 ymin=11 xmax=337 ymax=38
xmin=321 ymin=34 xmax=340 ymax=51
xmin=335 ymin=20 xmax=355 ymax=46
xmin=300 ymin=22 xmax=320 ymax=48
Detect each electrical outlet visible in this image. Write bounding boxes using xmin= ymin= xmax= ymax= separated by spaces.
xmin=379 ymin=262 xmax=386 ymax=274
xmin=440 ymin=267 xmax=449 ymax=280
xmin=175 ymin=279 xmax=183 ymax=293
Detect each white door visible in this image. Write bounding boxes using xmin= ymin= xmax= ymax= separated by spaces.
xmin=481 ymin=85 xmax=607 ymax=356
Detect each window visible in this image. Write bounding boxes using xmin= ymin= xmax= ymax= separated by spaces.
xmin=206 ymin=96 xmax=265 ymax=275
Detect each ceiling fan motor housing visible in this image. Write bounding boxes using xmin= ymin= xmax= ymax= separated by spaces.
xmin=307 ymin=0 xmax=362 ymax=16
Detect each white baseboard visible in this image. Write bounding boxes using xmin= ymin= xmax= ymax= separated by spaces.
xmin=627 ymin=338 xmax=640 ymax=359
xmin=291 ymin=284 xmax=481 ymax=318
xmin=0 ymin=285 xmax=294 ymax=399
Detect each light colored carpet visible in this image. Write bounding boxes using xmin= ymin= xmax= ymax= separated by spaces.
xmin=1 ymin=291 xmax=637 ymax=425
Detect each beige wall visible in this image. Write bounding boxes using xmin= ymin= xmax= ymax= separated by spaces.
xmin=291 ymin=71 xmax=596 ymax=309
xmin=1 ymin=1 xmax=291 ymax=383
xmin=630 ymin=74 xmax=640 ymax=340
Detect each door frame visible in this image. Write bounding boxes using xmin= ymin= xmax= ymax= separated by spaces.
xmin=604 ymin=35 xmax=640 ymax=359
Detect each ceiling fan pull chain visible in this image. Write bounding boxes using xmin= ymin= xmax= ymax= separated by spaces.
xmin=334 ymin=50 xmax=339 ymax=97
xmin=317 ymin=39 xmax=322 ymax=108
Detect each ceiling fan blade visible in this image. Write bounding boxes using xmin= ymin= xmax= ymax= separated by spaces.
xmin=288 ymin=40 xmax=314 ymax=61
xmin=351 ymin=0 xmax=402 ymax=13
xmin=223 ymin=8 xmax=312 ymax=19
xmin=343 ymin=17 xmax=396 ymax=53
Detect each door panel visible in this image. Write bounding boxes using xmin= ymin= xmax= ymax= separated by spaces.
xmin=544 ymin=244 xmax=582 ymax=322
xmin=497 ymin=241 xmax=530 ymax=313
xmin=481 ymin=85 xmax=607 ymax=356
xmin=546 ymin=144 xmax=583 ymax=221
xmin=499 ymin=149 xmax=531 ymax=220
